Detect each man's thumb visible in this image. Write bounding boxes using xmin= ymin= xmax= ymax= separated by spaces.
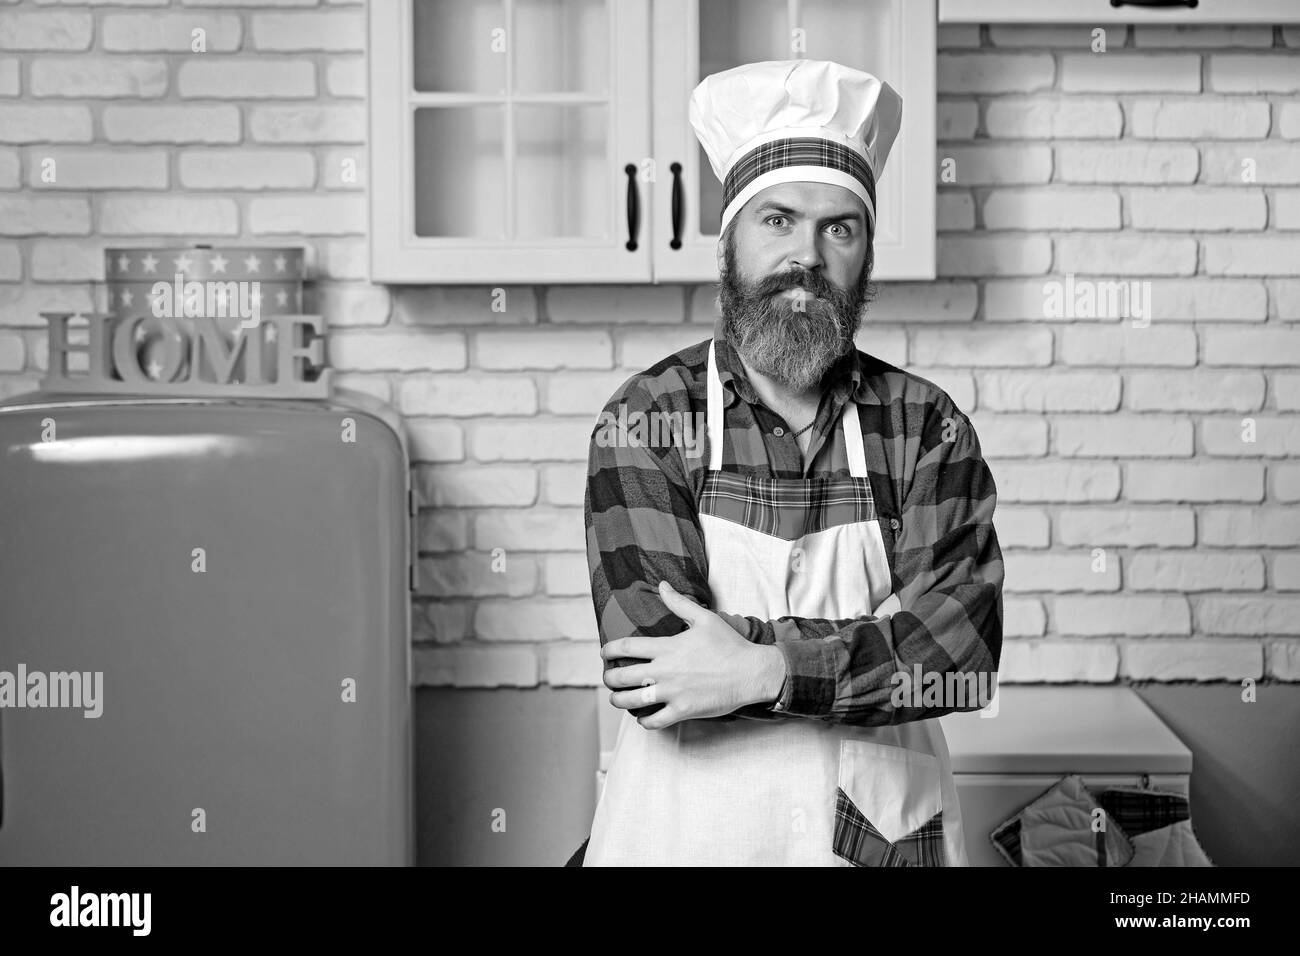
xmin=658 ymin=579 xmax=700 ymax=622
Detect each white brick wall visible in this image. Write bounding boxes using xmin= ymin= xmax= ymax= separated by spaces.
xmin=0 ymin=10 xmax=1297 ymax=688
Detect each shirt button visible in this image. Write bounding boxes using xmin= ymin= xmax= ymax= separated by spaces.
xmin=773 ymin=426 xmax=785 ymax=437
xmin=890 ymin=518 xmax=901 ymax=531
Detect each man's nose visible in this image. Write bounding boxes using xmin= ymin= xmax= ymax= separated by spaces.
xmin=787 ymin=225 xmax=825 ymax=273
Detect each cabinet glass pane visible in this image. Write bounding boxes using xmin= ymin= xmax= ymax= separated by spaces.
xmin=514 ymin=0 xmax=607 ymax=94
xmin=515 ymin=104 xmax=608 ymax=239
xmin=413 ymin=0 xmax=507 ymax=93
xmin=413 ymin=107 xmax=506 ymax=238
xmin=696 ymin=0 xmax=786 ymax=237
xmin=799 ymin=0 xmax=893 ymax=77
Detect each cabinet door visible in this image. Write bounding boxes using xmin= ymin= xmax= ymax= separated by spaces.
xmin=651 ymin=0 xmax=935 ymax=282
xmin=370 ymin=0 xmax=652 ymax=283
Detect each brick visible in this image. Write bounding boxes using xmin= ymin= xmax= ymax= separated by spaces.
xmin=1204 ymin=329 xmax=1300 ymax=366
xmin=103 ymin=104 xmax=240 ymax=144
xmin=857 ymin=281 xmax=977 ymax=323
xmin=0 ymin=282 xmax=94 ymax=329
xmin=965 ymin=412 xmax=1047 ymax=458
xmin=852 ymin=327 xmax=907 ymax=368
xmin=251 ymin=11 xmax=365 ymax=51
xmin=0 ymin=146 xmax=15 ymax=187
xmin=470 ymin=419 xmax=591 ymax=463
xmin=419 ymin=552 xmax=537 ymax=598
xmin=909 ymin=368 xmax=975 ymax=411
xmin=1277 ymin=374 xmax=1300 ymax=410
xmin=1055 ymin=595 xmax=1190 ymax=637
xmin=394 ymin=286 xmax=538 ymax=326
xmin=1201 ymin=144 xmax=1300 ymax=185
xmin=937 ymin=236 xmax=1052 ymax=277
xmin=475 ymin=597 xmax=597 ymax=642
xmin=399 ymin=374 xmax=537 ymax=417
xmin=988 ymin=25 xmax=1105 ymax=47
xmin=1276 ymin=192 xmax=1300 ymax=230
xmin=0 ymin=58 xmax=17 ymax=96
xmin=1060 ymin=325 xmax=1196 ymax=367
xmin=939 ymin=144 xmax=1053 ymax=185
xmin=1201 ymin=507 xmax=1300 ymax=546
xmin=415 ymin=601 xmax=472 ymax=644
xmin=938 ymin=53 xmax=1054 ymax=94
xmin=0 ymin=10 xmax=92 ymax=50
xmin=0 ymin=196 xmax=89 ymax=235
xmin=618 ymin=326 xmax=714 ymax=369
xmin=1134 ymin=26 xmax=1273 ymax=48
xmin=937 ymin=100 xmax=978 ymax=140
xmin=0 ymin=330 xmax=23 ymax=371
xmin=178 ymin=59 xmax=315 ymax=98
xmin=320 ymin=148 xmax=364 ymax=189
xmin=1121 ymin=641 xmax=1261 ymax=681
xmin=1273 ymin=465 xmax=1300 ymax=502
xmin=546 ymin=642 xmax=600 ymax=687
xmin=0 ymin=243 xmax=18 ymax=280
xmin=26 ymin=147 xmax=168 ymax=189
xmin=1143 ymin=278 xmax=1267 ymax=321
xmin=248 ymin=104 xmax=365 ymax=143
xmin=1282 ymin=104 xmax=1300 ymax=140
xmin=1204 ymin=237 xmax=1300 ymax=277
xmin=986 ymin=277 xmax=1149 ymax=323
xmin=546 ymin=371 xmax=636 ymax=415
xmin=984 ymin=97 xmax=1122 ymax=139
xmin=325 ymin=56 xmax=365 ymax=97
xmin=937 ymin=24 xmax=980 ymax=49
xmin=1126 ymin=371 xmax=1265 ymax=412
xmin=412 ymin=645 xmax=538 ymax=689
xmin=1128 ymin=553 xmax=1264 ymax=592
xmin=1198 ymin=597 xmax=1300 ymax=636
xmin=1126 ymin=462 xmax=1263 ymax=502
xmin=548 ymin=285 xmax=684 ymax=324
xmin=999 ymin=641 xmax=1119 ymax=683
xmin=1202 ymin=416 xmax=1300 ymax=457
xmin=331 ymin=372 xmax=389 ymax=404
xmin=1268 ymin=640 xmax=1300 ymax=680
xmin=0 ymin=374 xmax=42 ymax=398
xmin=1005 ymin=599 xmax=1046 ymax=638
xmin=992 ymin=506 xmax=1050 ymax=548
xmin=937 ymin=192 xmax=975 ymax=231
xmin=541 ymin=464 xmax=586 ymax=506
xmin=248 ymin=195 xmax=365 ymax=234
xmin=543 ymin=553 xmax=591 ymax=597
xmin=329 ymin=330 xmax=465 ymax=372
xmin=983 ymin=188 xmax=1119 ymax=231
xmin=1127 ymin=187 xmax=1266 ymax=231
xmin=98 ymin=196 xmax=237 ymax=235
xmin=102 ymin=13 xmax=241 ymax=51
xmin=311 ymin=281 xmax=390 ymax=326
xmin=1060 ymin=54 xmax=1200 ymax=93
xmin=1274 ymin=554 xmax=1300 ymax=591
xmin=1053 ymin=415 xmax=1193 ymax=457
xmin=418 ymin=511 xmax=470 ymax=553
xmin=475 ymin=508 xmax=584 ymax=552
xmin=1004 ymin=551 xmax=1119 ymax=592
xmin=477 ymin=329 xmax=612 ymax=370
xmin=319 ymin=238 xmax=367 ymax=280
xmin=178 ymin=148 xmax=315 ymax=189
xmin=1055 ymin=234 xmax=1196 ymax=276
xmin=1056 ymin=144 xmax=1197 ymax=184
xmin=1056 ymin=507 xmax=1195 ymax=547
xmin=30 ymin=57 xmax=167 ymax=98
xmin=404 ymin=421 xmax=464 ymax=463
xmin=912 ymin=327 xmax=1052 ymax=367
xmin=992 ymin=463 xmax=1120 ymax=503
xmin=0 ymin=104 xmax=92 ymax=143
xmin=977 ymin=370 xmax=1120 ymax=412
xmin=1127 ymin=98 xmax=1271 ymax=139
xmin=30 ymin=239 xmax=106 ymax=280
xmin=1210 ymin=55 xmax=1300 ymax=94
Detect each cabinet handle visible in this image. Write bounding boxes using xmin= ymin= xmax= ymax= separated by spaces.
xmin=670 ymin=162 xmax=684 ymax=250
xmin=624 ymin=164 xmax=639 ymax=252
xmin=1109 ymin=0 xmax=1197 ymax=7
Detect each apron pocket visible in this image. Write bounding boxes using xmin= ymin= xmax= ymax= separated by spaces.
xmin=833 ymin=739 xmax=947 ymax=867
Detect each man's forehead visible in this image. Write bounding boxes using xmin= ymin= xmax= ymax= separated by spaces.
xmin=743 ymin=182 xmax=867 ymax=219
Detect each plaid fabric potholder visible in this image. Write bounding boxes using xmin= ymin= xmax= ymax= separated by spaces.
xmin=1097 ymin=787 xmax=1214 ymax=867
xmin=990 ymin=774 xmax=1134 ymax=867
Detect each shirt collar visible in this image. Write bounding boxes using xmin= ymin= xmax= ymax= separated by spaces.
xmin=710 ymin=313 xmax=876 ymax=409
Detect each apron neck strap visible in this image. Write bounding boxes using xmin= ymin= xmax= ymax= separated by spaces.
xmin=708 ymin=338 xmax=869 ymax=478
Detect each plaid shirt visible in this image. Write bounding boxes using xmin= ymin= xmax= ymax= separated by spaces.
xmin=584 ymin=314 xmax=1003 ymax=726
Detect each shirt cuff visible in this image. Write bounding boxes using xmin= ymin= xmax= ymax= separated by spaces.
xmin=770 ymin=639 xmax=838 ymax=717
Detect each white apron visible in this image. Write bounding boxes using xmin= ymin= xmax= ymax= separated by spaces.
xmin=585 ymin=340 xmax=967 ymax=866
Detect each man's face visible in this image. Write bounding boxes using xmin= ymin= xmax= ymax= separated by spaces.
xmin=719 ymin=181 xmax=874 ymax=394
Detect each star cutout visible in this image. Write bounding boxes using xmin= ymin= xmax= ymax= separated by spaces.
xmin=146 ymin=359 xmax=164 ymax=380
xmin=265 ymin=322 xmax=278 ymax=343
xmin=120 ymin=289 xmax=133 ymax=307
xmin=117 ymin=254 xmax=130 ymax=273
xmin=134 ymin=324 xmax=147 ymax=344
xmin=173 ymin=254 xmax=192 ymax=273
xmin=140 ymin=253 xmax=158 ymax=274
xmin=249 ymin=288 xmax=262 ymax=308
xmin=243 ymin=254 xmax=261 ymax=274
xmin=275 ymin=289 xmax=289 ymax=307
xmin=210 ymin=254 xmax=229 ymax=274
xmin=273 ymin=255 xmax=287 ymax=273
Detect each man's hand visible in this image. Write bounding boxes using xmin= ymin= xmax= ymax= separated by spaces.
xmin=601 ymin=580 xmax=787 ymax=730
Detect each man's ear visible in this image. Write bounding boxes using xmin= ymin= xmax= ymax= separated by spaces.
xmin=716 ymin=236 xmax=725 ymax=275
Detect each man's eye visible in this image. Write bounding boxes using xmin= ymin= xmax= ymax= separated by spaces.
xmin=827 ymin=223 xmax=850 ymax=237
xmin=766 ymin=216 xmax=787 ymax=228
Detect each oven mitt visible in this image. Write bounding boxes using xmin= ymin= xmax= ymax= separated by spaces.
xmin=1097 ymin=787 xmax=1214 ymax=867
xmin=991 ymin=774 xmax=1134 ymax=867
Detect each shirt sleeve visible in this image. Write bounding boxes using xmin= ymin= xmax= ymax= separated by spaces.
xmin=725 ymin=401 xmax=1004 ymax=726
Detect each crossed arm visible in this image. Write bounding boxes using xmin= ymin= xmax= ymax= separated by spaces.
xmin=584 ymin=383 xmax=1004 ymax=729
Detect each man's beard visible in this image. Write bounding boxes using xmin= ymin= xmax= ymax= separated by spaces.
xmin=719 ymin=236 xmax=874 ymax=393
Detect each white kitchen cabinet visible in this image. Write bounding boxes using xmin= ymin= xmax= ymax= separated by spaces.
xmin=370 ymin=0 xmax=936 ymax=284
xmin=940 ymin=0 xmax=1300 ymax=23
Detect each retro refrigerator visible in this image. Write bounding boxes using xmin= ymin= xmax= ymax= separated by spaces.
xmin=0 ymin=387 xmax=414 ymax=865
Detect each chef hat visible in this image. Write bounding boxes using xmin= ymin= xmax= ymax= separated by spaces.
xmin=689 ymin=59 xmax=903 ymax=237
